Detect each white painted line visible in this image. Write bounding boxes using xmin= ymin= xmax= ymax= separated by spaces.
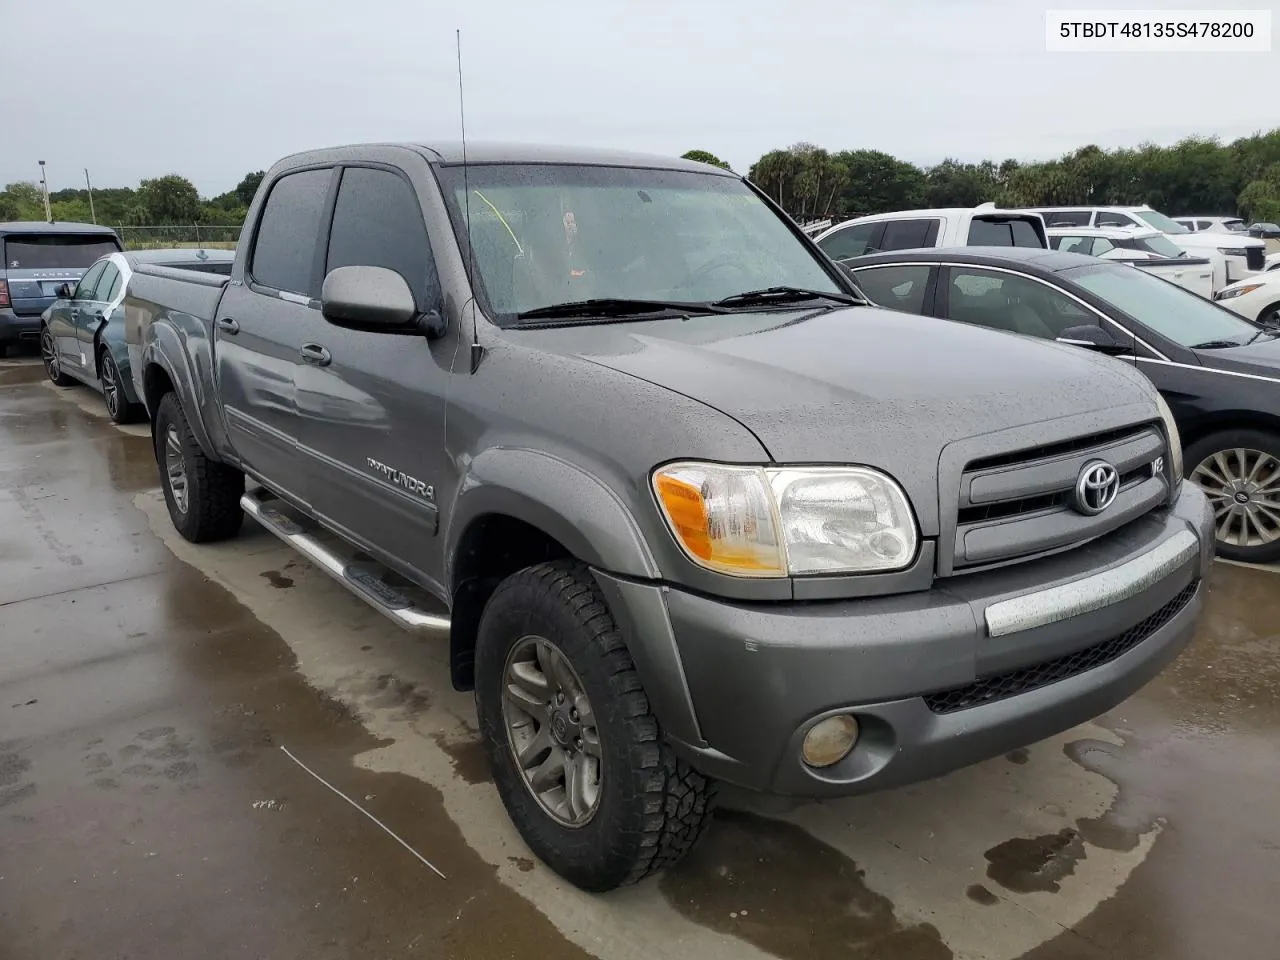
xmin=279 ymin=744 xmax=447 ymax=880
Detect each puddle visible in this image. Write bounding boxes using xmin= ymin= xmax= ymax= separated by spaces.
xmin=984 ymin=828 xmax=1086 ymax=894
xmin=433 ymin=734 xmax=493 ymax=785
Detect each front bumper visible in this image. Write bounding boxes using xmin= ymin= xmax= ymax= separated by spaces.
xmin=599 ymin=483 xmax=1213 ymax=797
xmin=0 ymin=308 xmax=42 ymax=345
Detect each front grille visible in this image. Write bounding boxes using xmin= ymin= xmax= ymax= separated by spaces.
xmin=1247 ymin=247 xmax=1265 ymax=271
xmin=923 ymin=580 xmax=1198 ymax=714
xmin=952 ymin=424 xmax=1168 ymax=571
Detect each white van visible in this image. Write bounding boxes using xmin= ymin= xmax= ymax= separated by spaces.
xmin=813 ymin=203 xmax=1047 ymax=262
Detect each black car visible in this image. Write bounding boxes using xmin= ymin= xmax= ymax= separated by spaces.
xmin=1248 ymin=222 xmax=1280 ymax=240
xmin=843 ymin=247 xmax=1280 ymax=563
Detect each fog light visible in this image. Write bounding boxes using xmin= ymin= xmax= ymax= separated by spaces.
xmin=801 ymin=715 xmax=859 ymax=768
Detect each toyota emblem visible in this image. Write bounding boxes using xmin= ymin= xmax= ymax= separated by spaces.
xmin=1073 ymin=460 xmax=1120 ymax=515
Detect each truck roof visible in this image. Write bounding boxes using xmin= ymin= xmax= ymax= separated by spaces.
xmin=278 ymin=141 xmax=737 ymax=175
xmin=0 ymin=220 xmax=120 ymax=236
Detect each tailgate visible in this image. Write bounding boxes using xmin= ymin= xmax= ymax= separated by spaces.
xmin=2 ymin=234 xmax=121 ymax=315
xmin=1135 ymin=258 xmax=1215 ymax=299
xmin=3 ymin=267 xmax=84 ymax=315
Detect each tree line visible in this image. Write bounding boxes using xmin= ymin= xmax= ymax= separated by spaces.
xmin=5 ymin=131 xmax=1279 ymax=230
xmin=0 ymin=172 xmax=263 ymax=228
xmin=686 ymin=129 xmax=1280 ymax=224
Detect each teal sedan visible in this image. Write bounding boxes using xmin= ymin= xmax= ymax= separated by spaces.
xmin=40 ymin=248 xmax=233 ymax=422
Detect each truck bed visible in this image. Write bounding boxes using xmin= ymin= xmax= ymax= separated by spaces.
xmin=122 ymin=264 xmax=229 ymax=404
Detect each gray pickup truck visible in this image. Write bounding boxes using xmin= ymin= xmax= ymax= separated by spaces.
xmin=124 ymin=142 xmax=1214 ymax=892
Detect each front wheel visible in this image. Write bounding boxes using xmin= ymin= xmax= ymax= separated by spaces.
xmin=1186 ymin=429 xmax=1280 ymax=563
xmin=100 ymin=350 xmax=142 ymax=424
xmin=475 ymin=560 xmax=715 ymax=892
xmin=153 ymin=391 xmax=245 ymax=543
xmin=1256 ymin=301 xmax=1280 ymax=329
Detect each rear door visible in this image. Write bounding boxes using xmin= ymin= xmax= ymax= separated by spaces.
xmin=75 ymin=260 xmax=123 ymax=374
xmin=1 ymin=234 xmax=121 ymax=318
xmin=214 ymin=165 xmax=336 ymax=498
xmin=54 ymin=259 xmax=108 ymax=373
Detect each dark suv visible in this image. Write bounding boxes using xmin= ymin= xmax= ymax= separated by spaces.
xmin=0 ymin=222 xmax=121 ymax=357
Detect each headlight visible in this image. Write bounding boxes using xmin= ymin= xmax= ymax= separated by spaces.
xmin=652 ymin=462 xmax=918 ymax=577
xmin=1214 ymin=283 xmax=1263 ymax=301
xmin=1217 ymin=247 xmax=1249 ymax=257
xmin=1153 ymin=393 xmax=1183 ymax=485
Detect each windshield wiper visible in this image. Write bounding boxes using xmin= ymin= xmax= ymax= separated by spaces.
xmin=711 ymin=286 xmax=865 ymax=309
xmin=1189 ymin=339 xmax=1246 ymax=349
xmin=516 ymin=297 xmax=725 ymax=323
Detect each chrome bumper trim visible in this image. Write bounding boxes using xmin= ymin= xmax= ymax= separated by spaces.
xmin=985 ymin=529 xmax=1199 ymax=638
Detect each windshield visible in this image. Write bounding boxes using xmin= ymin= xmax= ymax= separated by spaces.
xmin=1131 ymin=234 xmax=1186 ymax=258
xmin=1069 ymin=263 xmax=1260 ymax=347
xmin=1132 ymin=209 xmax=1189 ymax=234
xmin=435 ymin=163 xmax=841 ymax=320
xmin=2 ymin=235 xmax=121 ymax=269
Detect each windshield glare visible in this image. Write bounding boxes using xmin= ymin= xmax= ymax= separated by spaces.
xmin=1133 ymin=209 xmax=1188 ymax=234
xmin=1132 ymin=233 xmax=1186 ymax=258
xmin=1070 ymin=263 xmax=1260 ymax=347
xmin=436 ymin=163 xmax=841 ymax=319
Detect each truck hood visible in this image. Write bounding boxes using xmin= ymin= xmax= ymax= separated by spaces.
xmin=517 ymin=305 xmax=1159 ymax=534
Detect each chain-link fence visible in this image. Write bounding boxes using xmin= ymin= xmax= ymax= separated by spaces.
xmin=112 ymin=225 xmax=241 ymax=250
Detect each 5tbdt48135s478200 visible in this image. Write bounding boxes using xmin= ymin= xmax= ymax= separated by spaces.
xmin=121 ymin=141 xmax=1213 ymax=892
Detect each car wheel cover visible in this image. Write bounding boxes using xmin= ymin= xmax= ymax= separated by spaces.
xmin=1192 ymin=447 xmax=1280 ymax=548
xmin=501 ymin=634 xmax=603 ymax=827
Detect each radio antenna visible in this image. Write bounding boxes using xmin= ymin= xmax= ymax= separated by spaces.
xmin=456 ymin=29 xmax=484 ymax=372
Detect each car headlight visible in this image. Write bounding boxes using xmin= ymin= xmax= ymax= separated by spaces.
xmin=1217 ymin=247 xmax=1249 ymax=257
xmin=1214 ymin=283 xmax=1263 ymax=301
xmin=1153 ymin=393 xmax=1183 ymax=486
xmin=652 ymin=462 xmax=918 ymax=577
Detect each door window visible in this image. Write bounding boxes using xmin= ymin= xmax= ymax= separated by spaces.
xmin=878 ymin=219 xmax=940 ymax=252
xmin=967 ymin=218 xmax=1042 ymax=247
xmin=850 ymin=265 xmax=932 ymax=315
xmin=72 ymin=261 xmax=108 ymax=300
xmin=96 ymin=263 xmax=122 ymax=303
xmin=251 ymin=168 xmax=333 ymax=296
xmin=818 ymin=221 xmax=882 ymax=261
xmin=1096 ymin=211 xmax=1140 ymax=228
xmin=1089 ymin=237 xmax=1116 ymax=255
xmin=325 ymin=167 xmax=438 ymax=306
xmin=946 ymin=268 xmax=1100 ymax=340
xmin=1053 ymin=235 xmax=1092 ymax=255
xmin=1041 ymin=211 xmax=1092 ymax=227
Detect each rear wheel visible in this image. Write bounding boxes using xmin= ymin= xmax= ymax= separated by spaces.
xmin=99 ymin=349 xmax=141 ymax=424
xmin=1186 ymin=429 xmax=1280 ymax=564
xmin=41 ymin=327 xmax=74 ymax=386
xmin=153 ymin=391 xmax=245 ymax=543
xmin=475 ymin=560 xmax=715 ymax=892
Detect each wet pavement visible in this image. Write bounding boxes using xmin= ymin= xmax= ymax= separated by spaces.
xmin=2 ymin=353 xmax=1278 ymax=960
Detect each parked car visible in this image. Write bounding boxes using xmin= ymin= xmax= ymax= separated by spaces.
xmin=0 ymin=221 xmax=121 ymax=358
xmin=125 ymin=143 xmax=1210 ymax=891
xmin=1023 ymin=206 xmax=1267 ymax=286
xmin=843 ymin=246 xmax=1280 ymax=563
xmin=1215 ymin=271 xmax=1280 ymax=328
xmin=40 ymin=248 xmax=234 ymax=422
xmin=1047 ymin=226 xmax=1216 ymax=298
xmin=1248 ymin=222 xmax=1280 ymax=240
xmin=813 ymin=203 xmax=1047 ymax=262
xmin=1173 ymin=216 xmax=1247 ymax=234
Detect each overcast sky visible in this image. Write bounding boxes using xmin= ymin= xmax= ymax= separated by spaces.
xmin=5 ymin=0 xmax=1277 ymax=196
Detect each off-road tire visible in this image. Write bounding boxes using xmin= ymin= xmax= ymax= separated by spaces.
xmin=475 ymin=560 xmax=716 ymax=892
xmin=154 ymin=391 xmax=245 ymax=543
xmin=1185 ymin=427 xmax=1280 ymax=564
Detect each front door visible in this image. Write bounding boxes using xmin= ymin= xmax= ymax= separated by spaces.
xmin=213 ymin=165 xmax=336 ymax=501
xmin=54 ymin=259 xmax=108 ymax=374
xmin=296 ymin=164 xmax=454 ymax=590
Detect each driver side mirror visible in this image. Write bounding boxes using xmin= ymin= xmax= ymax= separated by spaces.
xmin=320 ymin=266 xmax=445 ymax=339
xmin=1056 ymin=324 xmax=1127 ymax=354
xmin=56 ymin=282 xmax=74 ymax=299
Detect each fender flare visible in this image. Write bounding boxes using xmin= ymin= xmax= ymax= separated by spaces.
xmin=141 ymin=328 xmax=217 ymax=459
xmin=443 ymin=446 xmax=662 ymax=588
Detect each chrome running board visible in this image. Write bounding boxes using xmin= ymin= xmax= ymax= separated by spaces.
xmin=240 ymin=486 xmax=450 ymax=635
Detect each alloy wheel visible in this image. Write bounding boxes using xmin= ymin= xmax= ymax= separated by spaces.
xmin=501 ymin=634 xmax=602 ymax=827
xmin=102 ymin=355 xmax=119 ymax=418
xmin=164 ymin=424 xmax=189 ymax=514
xmin=1191 ymin=448 xmax=1280 ymax=549
xmin=40 ymin=329 xmax=59 ymax=382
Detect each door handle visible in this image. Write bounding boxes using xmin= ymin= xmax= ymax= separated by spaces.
xmin=300 ymin=344 xmax=332 ymax=367
xmin=216 ymin=317 xmax=240 ymax=335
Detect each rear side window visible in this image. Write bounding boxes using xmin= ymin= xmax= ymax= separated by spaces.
xmin=72 ymin=261 xmax=108 ymax=300
xmin=967 ymin=218 xmax=1042 ymax=247
xmin=99 ymin=263 xmax=123 ymax=301
xmin=3 ymin=235 xmax=120 ymax=269
xmin=818 ymin=222 xmax=882 ymax=261
xmin=1097 ymin=212 xmax=1140 ymax=228
xmin=1041 ymin=211 xmax=1091 ymax=227
xmin=879 ymin=219 xmax=940 ymax=252
xmin=325 ymin=167 xmax=438 ymax=306
xmin=251 ymin=168 xmax=332 ymax=296
xmin=850 ymin=265 xmax=932 ymax=315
